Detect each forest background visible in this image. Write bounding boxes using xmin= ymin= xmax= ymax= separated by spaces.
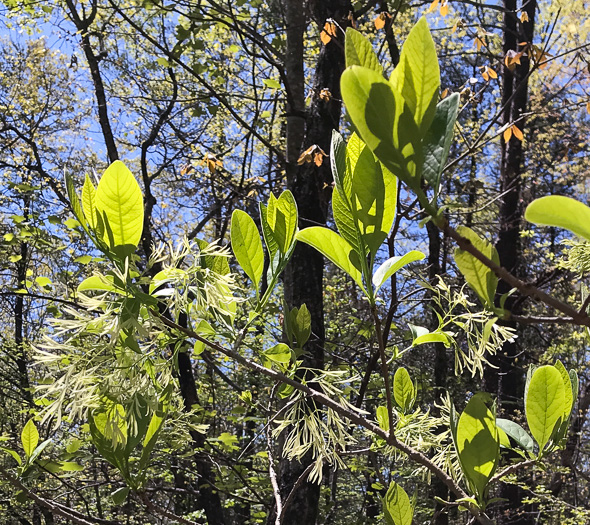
xmin=0 ymin=0 xmax=589 ymax=524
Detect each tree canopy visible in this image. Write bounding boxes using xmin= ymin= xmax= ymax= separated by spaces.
xmin=0 ymin=1 xmax=589 ymax=524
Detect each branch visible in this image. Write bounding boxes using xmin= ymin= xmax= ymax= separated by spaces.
xmin=439 ymin=219 xmax=590 ymax=327
xmin=490 ymin=460 xmax=536 ymax=484
xmin=0 ymin=466 xmax=115 ymax=525
xmin=152 ymin=312 xmax=470 ymax=503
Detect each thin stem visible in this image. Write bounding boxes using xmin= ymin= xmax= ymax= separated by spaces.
xmin=371 ymin=304 xmax=394 ymax=435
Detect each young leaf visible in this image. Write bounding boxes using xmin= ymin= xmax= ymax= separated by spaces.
xmin=82 ymin=173 xmax=98 ymax=229
xmin=333 ymin=187 xmax=364 ymax=256
xmin=423 ymin=93 xmax=460 ymax=197
xmin=290 ymin=304 xmax=311 ymax=349
xmin=454 ymin=226 xmax=499 ymax=308
xmin=64 ymin=171 xmax=87 ymax=230
xmin=455 ymin=393 xmax=499 ymax=500
xmin=330 ymin=131 xmax=348 ymax=196
xmin=393 ymin=367 xmax=415 ymax=413
xmin=259 ymin=203 xmax=279 ymax=263
xmin=376 ymin=405 xmax=389 ymax=431
xmin=266 ymin=190 xmax=298 ymax=254
xmin=21 ymin=419 xmax=39 ymax=459
xmin=525 ymin=365 xmax=565 ymax=452
xmin=95 ymin=161 xmax=144 ymax=256
xmin=345 ymin=27 xmax=383 ymax=73
xmin=341 ymin=66 xmax=419 ymax=186
xmin=383 ymin=481 xmax=413 ymax=525
xmin=389 ymin=17 xmax=440 ymax=135
xmin=111 ymin=487 xmax=130 ymax=505
xmin=262 ymin=343 xmax=292 ymax=364
xmin=496 ymin=418 xmax=534 ymax=453
xmin=525 ymin=195 xmax=590 ymax=242
xmin=373 ymin=251 xmax=425 ymax=293
xmin=350 ymin=149 xmax=397 ymax=256
xmin=554 ymin=360 xmax=574 ymax=421
xmin=230 ymin=210 xmax=264 ymax=290
xmin=296 ymin=227 xmax=365 ymax=292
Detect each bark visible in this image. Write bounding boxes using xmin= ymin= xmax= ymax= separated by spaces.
xmin=487 ymin=1 xmax=537 ymax=522
xmin=275 ymin=1 xmax=351 ymax=523
xmin=426 ymin=220 xmax=449 ymax=525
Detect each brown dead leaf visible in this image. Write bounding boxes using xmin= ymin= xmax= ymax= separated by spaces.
xmin=298 ymin=145 xmax=327 ymax=167
xmin=319 ymin=88 xmax=332 ymax=102
xmin=503 ymin=127 xmax=512 ymax=142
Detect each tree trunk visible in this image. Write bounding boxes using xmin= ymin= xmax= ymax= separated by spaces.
xmin=488 ymin=2 xmax=537 ymax=523
xmin=276 ymin=1 xmax=351 ymax=523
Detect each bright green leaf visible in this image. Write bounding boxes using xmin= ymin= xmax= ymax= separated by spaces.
xmin=230 ymin=210 xmax=264 ymax=290
xmin=383 ymin=481 xmax=413 ymax=525
xmin=525 ymin=196 xmax=590 ymax=241
xmin=82 ymin=174 xmax=98 ymax=229
xmin=393 ymin=367 xmax=415 ymax=413
xmin=262 ymin=343 xmax=292 ymax=364
xmin=526 ymin=365 xmax=565 ymax=452
xmin=454 ymin=226 xmax=499 ymax=308
xmin=296 ymin=227 xmax=365 ymax=292
xmin=373 ymin=251 xmax=425 ymax=292
xmin=389 ymin=17 xmax=440 ymax=135
xmin=345 ymin=27 xmax=383 ymax=73
xmin=455 ymin=393 xmax=499 ymax=500
xmin=21 ymin=419 xmax=39 ymax=459
xmin=341 ymin=65 xmax=419 ymax=186
xmin=95 ymin=161 xmax=144 ymax=256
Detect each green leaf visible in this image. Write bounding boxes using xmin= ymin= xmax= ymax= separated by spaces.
xmin=259 ymin=203 xmax=279 ymax=264
xmin=412 ymin=332 xmax=450 ymax=347
xmin=332 ymin=187 xmax=364 ymax=255
xmin=341 ymin=66 xmax=420 ymax=186
xmin=0 ymin=447 xmax=22 ymax=466
xmin=230 ymin=210 xmax=264 ymax=290
xmin=350 ymin=149 xmax=397 ymax=256
xmin=266 ymin=191 xmax=298 ymax=254
xmin=262 ymin=343 xmax=292 ymax=364
xmin=389 ymin=17 xmax=440 ymax=135
xmin=263 ymin=78 xmax=282 ymax=90
xmin=393 ymin=367 xmax=415 ymax=413
xmin=455 ymin=393 xmax=499 ymax=500
xmin=554 ymin=360 xmax=573 ymax=420
xmin=78 ymin=274 xmax=123 ymax=294
xmin=330 ymin=130 xmax=348 ymax=196
xmin=288 ymin=304 xmax=311 ymax=349
xmin=383 ymin=481 xmax=413 ymax=525
xmin=345 ymin=27 xmax=383 ymax=73
xmin=454 ymin=226 xmax=499 ymax=308
xmin=74 ymin=255 xmax=93 ymax=265
xmin=111 ymin=487 xmax=130 ymax=505
xmin=59 ymin=461 xmax=85 ymax=472
xmin=496 ymin=418 xmax=534 ymax=453
xmin=373 ymin=251 xmax=425 ymax=293
xmin=423 ymin=93 xmax=459 ymax=197
xmin=525 ymin=196 xmax=590 ymax=241
xmin=296 ymin=227 xmax=365 ymax=292
xmin=376 ymin=405 xmax=389 ymax=431
xmin=82 ymin=174 xmax=98 ymax=229
xmin=95 ymin=161 xmax=144 ymax=256
xmin=525 ymin=365 xmax=565 ymax=452
xmin=21 ymin=419 xmax=39 ymax=459
xmin=64 ymin=171 xmax=87 ymax=231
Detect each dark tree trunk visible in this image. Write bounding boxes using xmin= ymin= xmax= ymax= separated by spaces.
xmin=276 ymin=1 xmax=351 ymax=523
xmin=488 ymin=1 xmax=537 ymax=523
